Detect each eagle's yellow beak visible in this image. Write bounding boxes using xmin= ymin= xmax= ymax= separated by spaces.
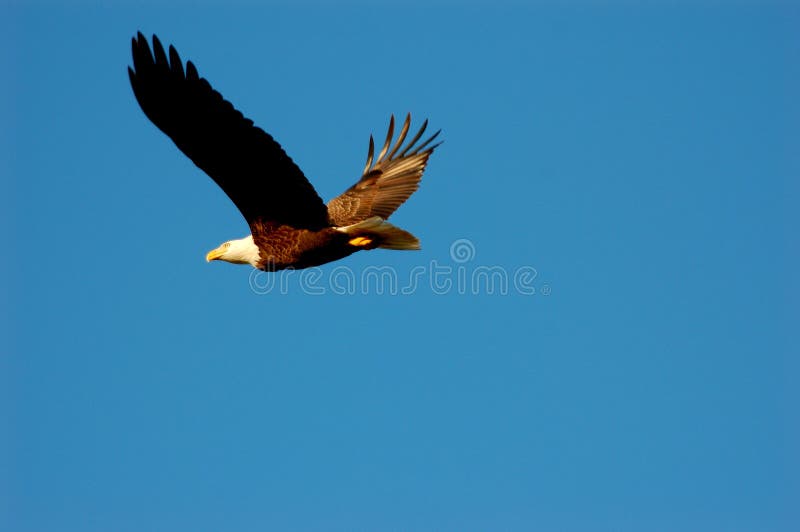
xmin=206 ymin=246 xmax=227 ymax=262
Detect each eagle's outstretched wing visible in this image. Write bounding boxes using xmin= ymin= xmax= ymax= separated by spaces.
xmin=128 ymin=33 xmax=329 ymax=230
xmin=327 ymin=114 xmax=441 ymax=227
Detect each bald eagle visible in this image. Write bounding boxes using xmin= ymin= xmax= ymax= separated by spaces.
xmin=128 ymin=33 xmax=441 ymax=271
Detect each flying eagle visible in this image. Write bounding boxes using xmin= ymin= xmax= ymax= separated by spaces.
xmin=128 ymin=33 xmax=440 ymax=271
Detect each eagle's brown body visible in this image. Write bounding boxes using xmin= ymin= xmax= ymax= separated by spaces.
xmin=250 ymin=223 xmax=367 ymax=271
xmin=128 ymin=33 xmax=440 ymax=271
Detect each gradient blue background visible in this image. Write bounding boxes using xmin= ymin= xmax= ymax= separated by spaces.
xmin=2 ymin=2 xmax=798 ymax=531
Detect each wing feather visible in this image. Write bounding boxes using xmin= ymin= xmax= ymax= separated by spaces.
xmin=128 ymin=33 xmax=329 ymax=230
xmin=327 ymin=114 xmax=441 ymax=226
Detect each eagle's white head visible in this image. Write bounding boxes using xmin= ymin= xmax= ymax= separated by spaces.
xmin=206 ymin=235 xmax=260 ymax=267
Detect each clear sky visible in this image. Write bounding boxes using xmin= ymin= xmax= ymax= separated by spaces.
xmin=2 ymin=2 xmax=798 ymax=531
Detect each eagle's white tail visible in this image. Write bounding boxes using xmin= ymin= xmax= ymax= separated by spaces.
xmin=335 ymin=216 xmax=420 ymax=250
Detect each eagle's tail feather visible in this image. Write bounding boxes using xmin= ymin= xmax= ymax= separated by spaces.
xmin=335 ymin=216 xmax=420 ymax=251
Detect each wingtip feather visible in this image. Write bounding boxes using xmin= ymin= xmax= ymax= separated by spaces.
xmin=386 ymin=113 xmax=412 ymax=161
xmin=363 ymin=135 xmax=375 ymax=175
xmin=168 ymin=44 xmax=184 ymax=77
xmin=186 ymin=60 xmax=199 ymax=80
xmin=375 ymin=115 xmax=395 ymax=164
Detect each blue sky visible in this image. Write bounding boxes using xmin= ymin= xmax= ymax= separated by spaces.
xmin=2 ymin=2 xmax=798 ymax=531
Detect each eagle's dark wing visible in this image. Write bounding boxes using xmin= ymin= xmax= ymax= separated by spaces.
xmin=327 ymin=114 xmax=441 ymax=227
xmin=128 ymin=33 xmax=329 ymax=230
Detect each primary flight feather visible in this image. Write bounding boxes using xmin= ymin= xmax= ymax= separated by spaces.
xmin=128 ymin=32 xmax=441 ymax=271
